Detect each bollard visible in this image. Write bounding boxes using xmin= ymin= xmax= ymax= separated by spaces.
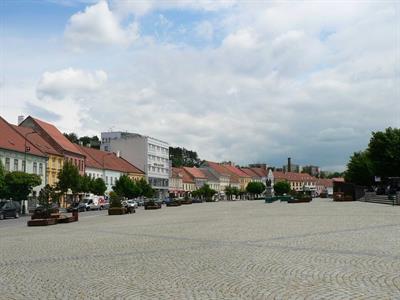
xmin=72 ymin=208 xmax=79 ymax=221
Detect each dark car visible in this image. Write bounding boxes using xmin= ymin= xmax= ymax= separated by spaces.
xmin=0 ymin=201 xmax=21 ymax=220
xmin=66 ymin=202 xmax=86 ymax=212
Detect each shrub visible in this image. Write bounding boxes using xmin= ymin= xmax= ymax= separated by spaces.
xmin=109 ymin=191 xmax=122 ymax=208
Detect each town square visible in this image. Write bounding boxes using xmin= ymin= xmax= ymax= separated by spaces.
xmin=1 ymin=199 xmax=399 ymax=299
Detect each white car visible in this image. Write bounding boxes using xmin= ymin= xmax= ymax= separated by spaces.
xmin=125 ymin=200 xmax=138 ymax=209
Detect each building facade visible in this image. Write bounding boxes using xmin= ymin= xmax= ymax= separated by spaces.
xmin=101 ymin=132 xmax=169 ymax=199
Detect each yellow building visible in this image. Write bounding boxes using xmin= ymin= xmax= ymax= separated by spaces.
xmin=14 ymin=125 xmax=64 ymax=187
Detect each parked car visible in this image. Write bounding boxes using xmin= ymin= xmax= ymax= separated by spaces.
xmin=66 ymin=202 xmax=87 ymax=212
xmin=81 ymin=194 xmax=106 ymax=210
xmin=122 ymin=200 xmax=136 ymax=213
xmin=126 ymin=200 xmax=138 ymax=209
xmin=0 ymin=201 xmax=21 ymax=220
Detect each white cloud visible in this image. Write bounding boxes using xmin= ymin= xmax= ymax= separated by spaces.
xmin=37 ymin=68 xmax=107 ymax=100
xmin=195 ymin=21 xmax=214 ymax=40
xmin=64 ymin=1 xmax=138 ymax=50
xmin=222 ymin=28 xmax=259 ymax=49
xmin=3 ymin=1 xmax=399 ymax=171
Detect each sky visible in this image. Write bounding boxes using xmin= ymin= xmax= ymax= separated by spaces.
xmin=1 ymin=0 xmax=399 ymax=171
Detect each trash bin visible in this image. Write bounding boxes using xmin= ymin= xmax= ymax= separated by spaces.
xmin=72 ymin=208 xmax=79 ymax=221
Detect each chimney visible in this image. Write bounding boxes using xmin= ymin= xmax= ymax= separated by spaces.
xmin=18 ymin=115 xmax=24 ymax=125
xmin=288 ymin=157 xmax=291 ymax=173
xmin=116 ymin=151 xmax=120 ymax=158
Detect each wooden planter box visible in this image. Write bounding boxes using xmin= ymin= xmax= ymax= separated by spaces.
xmin=57 ymin=216 xmax=77 ymax=224
xmin=108 ymin=207 xmax=127 ymax=215
xmin=27 ymin=218 xmax=57 ymax=226
xmin=180 ymin=199 xmax=192 ymax=205
xmin=145 ymin=204 xmax=161 ymax=210
xmin=166 ymin=201 xmax=181 ymax=207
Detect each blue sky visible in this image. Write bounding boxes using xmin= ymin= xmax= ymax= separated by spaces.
xmin=1 ymin=0 xmax=399 ymax=170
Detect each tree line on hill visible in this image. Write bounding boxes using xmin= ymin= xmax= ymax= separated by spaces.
xmin=63 ymin=133 xmax=100 ymax=149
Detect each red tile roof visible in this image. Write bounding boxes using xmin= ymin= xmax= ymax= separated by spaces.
xmin=183 ymin=167 xmax=207 ymax=179
xmin=332 ymin=177 xmax=345 ymax=182
xmin=240 ymin=167 xmax=261 ymax=179
xmin=29 ymin=117 xmax=83 ymax=155
xmin=12 ymin=125 xmax=62 ymax=157
xmin=0 ymin=117 xmax=46 ymax=157
xmin=222 ymin=164 xmax=251 ymax=178
xmin=273 ymin=171 xmax=317 ymax=182
xmin=171 ymin=167 xmax=183 ymax=179
xmin=250 ymin=167 xmax=268 ymax=177
xmin=176 ymin=168 xmax=194 ymax=183
xmin=316 ymin=178 xmax=333 ymax=187
xmin=204 ymin=161 xmax=231 ymax=176
xmin=77 ymin=145 xmax=144 ymax=174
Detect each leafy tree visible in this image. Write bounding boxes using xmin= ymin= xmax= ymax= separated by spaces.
xmin=273 ymin=181 xmax=291 ymax=196
xmin=137 ymin=178 xmax=154 ymax=198
xmin=91 ymin=178 xmax=107 ymax=195
xmin=246 ymin=182 xmax=266 ymax=198
xmin=79 ymin=174 xmax=92 ymax=193
xmin=196 ymin=184 xmax=217 ymax=200
xmin=4 ymin=172 xmax=41 ymax=201
xmin=109 ymin=191 xmax=122 ymax=208
xmin=38 ymin=184 xmax=60 ymax=210
xmin=368 ymin=127 xmax=400 ymax=178
xmin=0 ymin=161 xmax=5 ymax=198
xmin=57 ymin=162 xmax=80 ymax=194
xmin=63 ymin=132 xmax=79 ymax=143
xmin=113 ymin=175 xmax=144 ymax=198
xmin=169 ymin=146 xmax=201 ymax=167
xmin=344 ymin=151 xmax=373 ymax=186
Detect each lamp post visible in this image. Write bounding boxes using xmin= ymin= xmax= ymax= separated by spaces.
xmin=23 ymin=131 xmax=36 ymax=215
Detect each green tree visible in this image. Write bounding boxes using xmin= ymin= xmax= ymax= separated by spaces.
xmin=273 ymin=181 xmax=291 ymax=196
xmin=38 ymin=184 xmax=60 ymax=210
xmin=368 ymin=127 xmax=400 ymax=178
xmin=225 ymin=185 xmax=234 ymax=200
xmin=169 ymin=147 xmax=201 ymax=167
xmin=91 ymin=178 xmax=107 ymax=195
xmin=0 ymin=161 xmax=5 ymax=198
xmin=197 ymin=184 xmax=217 ymax=201
xmin=246 ymin=182 xmax=266 ymax=198
xmin=4 ymin=172 xmax=41 ymax=201
xmin=113 ymin=175 xmax=144 ymax=198
xmin=109 ymin=191 xmax=122 ymax=208
xmin=344 ymin=151 xmax=373 ymax=186
xmin=137 ymin=178 xmax=154 ymax=198
xmin=57 ymin=162 xmax=80 ymax=194
xmin=63 ymin=132 xmax=79 ymax=143
xmin=79 ymin=174 xmax=92 ymax=193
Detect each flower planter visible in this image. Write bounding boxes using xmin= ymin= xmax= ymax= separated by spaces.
xmin=288 ymin=197 xmax=312 ymax=203
xmin=108 ymin=207 xmax=127 ymax=215
xmin=27 ymin=218 xmax=57 ymax=226
xmin=57 ymin=216 xmax=77 ymax=223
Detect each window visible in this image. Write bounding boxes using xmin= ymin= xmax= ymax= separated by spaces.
xmin=22 ymin=160 xmax=26 ymax=172
xmin=13 ymin=159 xmax=18 ymax=171
xmin=33 ymin=162 xmax=37 ymax=174
xmin=111 ymin=177 xmax=113 ymax=185
xmin=106 ymin=176 xmax=108 ymax=184
xmin=39 ymin=163 xmax=43 ymax=175
xmin=5 ymin=158 xmax=10 ymax=171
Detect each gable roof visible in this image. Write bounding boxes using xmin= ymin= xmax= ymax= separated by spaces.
xmin=26 ymin=117 xmax=83 ymax=156
xmin=180 ymin=168 xmax=195 ymax=183
xmin=0 ymin=116 xmax=46 ymax=157
xmin=183 ymin=167 xmax=207 ymax=179
xmin=12 ymin=125 xmax=62 ymax=157
xmin=203 ymin=161 xmax=230 ymax=177
xmin=250 ymin=167 xmax=268 ymax=177
xmin=316 ymin=178 xmax=334 ymax=187
xmin=240 ymin=167 xmax=262 ymax=179
xmin=171 ymin=167 xmax=183 ymax=179
xmin=76 ymin=145 xmax=144 ymax=174
xmin=273 ymin=171 xmax=317 ymax=182
xmin=199 ymin=168 xmax=219 ymax=182
xmin=222 ymin=164 xmax=251 ymax=178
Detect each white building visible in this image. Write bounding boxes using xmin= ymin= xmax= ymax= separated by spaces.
xmin=101 ymin=132 xmax=169 ymax=199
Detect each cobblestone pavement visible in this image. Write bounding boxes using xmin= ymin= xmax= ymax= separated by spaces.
xmin=0 ymin=199 xmax=399 ymax=299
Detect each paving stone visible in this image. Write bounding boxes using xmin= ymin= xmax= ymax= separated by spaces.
xmin=0 ymin=199 xmax=399 ymax=299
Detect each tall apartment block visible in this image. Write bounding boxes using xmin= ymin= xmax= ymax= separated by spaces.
xmin=101 ymin=132 xmax=170 ymax=199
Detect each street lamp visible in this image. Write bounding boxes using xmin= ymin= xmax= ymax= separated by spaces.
xmin=24 ymin=131 xmax=36 ymax=172
xmin=22 ymin=131 xmax=36 ymax=215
